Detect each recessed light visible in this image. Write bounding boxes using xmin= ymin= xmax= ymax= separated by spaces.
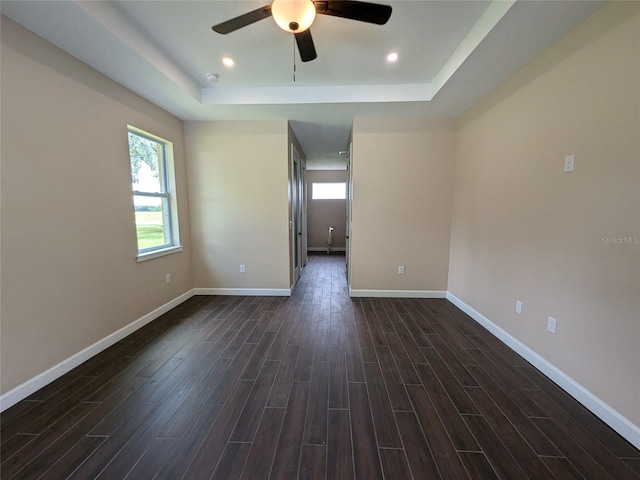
xmin=206 ymin=73 xmax=220 ymax=82
xmin=386 ymin=52 xmax=398 ymax=62
xmin=222 ymin=57 xmax=235 ymax=67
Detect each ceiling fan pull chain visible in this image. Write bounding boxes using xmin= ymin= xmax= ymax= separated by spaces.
xmin=293 ymin=35 xmax=297 ymax=82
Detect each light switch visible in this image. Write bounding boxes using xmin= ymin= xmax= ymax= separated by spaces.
xmin=564 ymin=154 xmax=575 ymax=173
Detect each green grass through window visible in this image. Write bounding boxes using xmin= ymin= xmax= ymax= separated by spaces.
xmin=136 ymin=224 xmax=166 ymax=249
xmin=135 ymin=212 xmax=166 ymax=250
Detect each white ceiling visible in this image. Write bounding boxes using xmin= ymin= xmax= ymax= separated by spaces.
xmin=1 ymin=0 xmax=605 ymax=169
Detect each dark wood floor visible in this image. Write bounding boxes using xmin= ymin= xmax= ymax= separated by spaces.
xmin=1 ymin=254 xmax=639 ymax=480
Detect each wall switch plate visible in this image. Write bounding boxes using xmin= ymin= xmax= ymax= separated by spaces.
xmin=515 ymin=300 xmax=522 ymax=314
xmin=240 ymin=265 xmax=246 ymax=273
xmin=165 ymin=273 xmax=171 ymax=284
xmin=547 ymin=316 xmax=557 ymax=334
xmin=564 ymin=154 xmax=575 ymax=173
xmin=398 ymin=266 xmax=405 ymax=275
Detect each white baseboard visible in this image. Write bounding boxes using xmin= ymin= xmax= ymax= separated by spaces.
xmin=0 ymin=289 xmax=195 ymax=413
xmin=194 ymin=287 xmax=291 ymax=297
xmin=308 ymin=247 xmax=346 ymax=252
xmin=446 ymin=291 xmax=640 ymax=450
xmin=349 ymin=289 xmax=447 ymax=298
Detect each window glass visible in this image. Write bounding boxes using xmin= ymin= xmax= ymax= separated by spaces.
xmin=312 ymin=182 xmax=346 ymax=200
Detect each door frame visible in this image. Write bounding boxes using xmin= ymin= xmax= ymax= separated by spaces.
xmin=290 ymin=143 xmax=307 ymax=287
xmin=346 ymin=142 xmax=353 ymax=286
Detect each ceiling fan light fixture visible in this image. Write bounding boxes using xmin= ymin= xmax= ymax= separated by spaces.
xmin=271 ymin=0 xmax=316 ymax=33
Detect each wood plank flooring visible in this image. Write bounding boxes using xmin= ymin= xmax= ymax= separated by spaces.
xmin=2 ymin=253 xmax=639 ymax=479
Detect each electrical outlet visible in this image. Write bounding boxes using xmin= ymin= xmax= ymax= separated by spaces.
xmin=165 ymin=273 xmax=171 ymax=284
xmin=398 ymin=266 xmax=405 ymax=275
xmin=515 ymin=300 xmax=522 ymax=314
xmin=240 ymin=265 xmax=246 ymax=273
xmin=547 ymin=316 xmax=557 ymax=334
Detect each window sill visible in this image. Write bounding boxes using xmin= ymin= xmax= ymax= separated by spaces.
xmin=136 ymin=245 xmax=183 ymax=262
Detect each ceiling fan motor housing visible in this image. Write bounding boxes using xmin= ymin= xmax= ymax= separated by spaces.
xmin=272 ymin=0 xmax=316 ymax=33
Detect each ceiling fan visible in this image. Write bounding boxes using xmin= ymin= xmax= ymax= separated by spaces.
xmin=212 ymin=0 xmax=392 ymax=62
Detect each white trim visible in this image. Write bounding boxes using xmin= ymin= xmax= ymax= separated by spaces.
xmin=136 ymin=245 xmax=183 ymax=262
xmin=349 ymin=289 xmax=447 ymax=299
xmin=308 ymin=247 xmax=346 ymax=252
xmin=202 ymin=83 xmax=432 ymax=105
xmin=194 ymin=288 xmax=291 ymax=297
xmin=0 ymin=289 xmax=195 ymax=412
xmin=446 ymin=291 xmax=640 ymax=450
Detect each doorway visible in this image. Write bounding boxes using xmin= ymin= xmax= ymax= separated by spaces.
xmin=291 ymin=143 xmax=307 ymax=287
xmin=346 ymin=142 xmax=353 ymax=286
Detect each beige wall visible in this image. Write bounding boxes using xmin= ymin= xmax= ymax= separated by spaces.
xmin=0 ymin=17 xmax=193 ymax=394
xmin=351 ymin=117 xmax=455 ymax=293
xmin=449 ymin=2 xmax=640 ymax=425
xmin=307 ymin=170 xmax=347 ymax=250
xmin=184 ymin=121 xmax=291 ymax=290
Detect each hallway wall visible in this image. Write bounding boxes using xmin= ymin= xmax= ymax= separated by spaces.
xmin=350 ymin=117 xmax=456 ymax=294
xmin=184 ymin=120 xmax=291 ymax=292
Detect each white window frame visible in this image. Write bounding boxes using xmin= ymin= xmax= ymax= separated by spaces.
xmin=128 ymin=126 xmax=182 ymax=261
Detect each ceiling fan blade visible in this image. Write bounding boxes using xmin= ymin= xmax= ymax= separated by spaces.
xmin=295 ymin=29 xmax=317 ymax=62
xmin=314 ymin=1 xmax=392 ymax=25
xmin=212 ymin=5 xmax=272 ymax=34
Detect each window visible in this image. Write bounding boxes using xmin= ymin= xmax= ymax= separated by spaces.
xmin=312 ymin=182 xmax=346 ymax=200
xmin=128 ymin=127 xmax=181 ymax=260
